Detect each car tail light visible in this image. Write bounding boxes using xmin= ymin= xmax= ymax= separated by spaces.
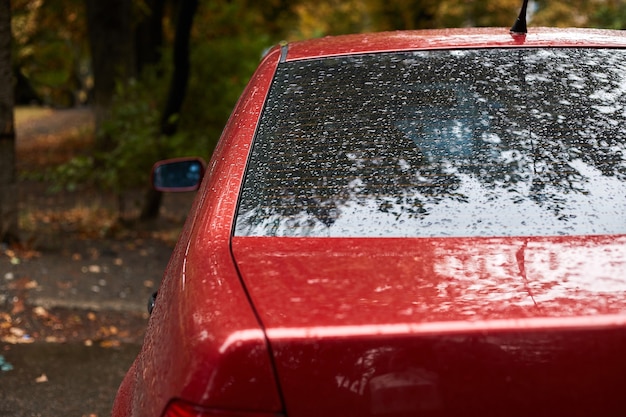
xmin=163 ymin=399 xmax=282 ymax=417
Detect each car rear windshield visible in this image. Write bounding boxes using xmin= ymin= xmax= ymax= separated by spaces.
xmin=235 ymin=48 xmax=626 ymax=238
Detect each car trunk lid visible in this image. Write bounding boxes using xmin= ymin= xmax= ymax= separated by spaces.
xmin=231 ymin=235 xmax=626 ymax=416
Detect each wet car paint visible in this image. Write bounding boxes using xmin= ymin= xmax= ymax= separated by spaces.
xmin=231 ymin=235 xmax=626 ymax=328
xmin=111 ymin=47 xmax=284 ymax=417
xmin=267 ymin=328 xmax=626 ymax=417
xmin=231 ymin=234 xmax=626 ymax=416
xmin=112 ymin=28 xmax=626 ymax=417
xmin=283 ymin=27 xmax=626 ymax=61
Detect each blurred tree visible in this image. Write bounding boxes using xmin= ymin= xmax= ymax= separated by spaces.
xmin=532 ymin=0 xmax=625 ymax=28
xmin=140 ymin=0 xmax=198 ymax=219
xmin=287 ymin=0 xmax=523 ymax=37
xmin=591 ymin=0 xmax=626 ymax=29
xmin=135 ymin=0 xmax=165 ymax=75
xmin=258 ymin=0 xmax=300 ymax=37
xmin=291 ymin=0 xmax=370 ymax=38
xmin=531 ymin=0 xmax=593 ymax=27
xmin=178 ymin=0 xmax=286 ymax=149
xmin=0 ymin=0 xmax=19 ymax=244
xmin=366 ymin=0 xmax=438 ymax=30
xmin=84 ymin=0 xmax=134 ymax=138
xmin=160 ymin=0 xmax=197 ymax=138
xmin=11 ymin=0 xmax=87 ymax=107
xmin=17 ymin=0 xmax=625 ymax=224
xmin=432 ymin=0 xmax=521 ymax=28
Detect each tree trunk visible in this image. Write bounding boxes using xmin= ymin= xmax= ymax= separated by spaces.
xmin=135 ymin=0 xmax=165 ymax=75
xmin=84 ymin=0 xmax=134 ymax=140
xmin=160 ymin=0 xmax=198 ymax=137
xmin=140 ymin=0 xmax=198 ymax=220
xmin=0 ymin=0 xmax=19 ymax=244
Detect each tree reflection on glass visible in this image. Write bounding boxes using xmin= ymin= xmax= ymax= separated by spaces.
xmin=236 ymin=48 xmax=626 ymax=237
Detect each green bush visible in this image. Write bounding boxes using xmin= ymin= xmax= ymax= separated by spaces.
xmin=49 ymin=74 xmax=166 ymax=195
xmin=50 ymin=33 xmax=272 ymax=202
xmin=180 ymin=33 xmax=272 ymax=155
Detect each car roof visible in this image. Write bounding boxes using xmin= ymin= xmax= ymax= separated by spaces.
xmin=282 ymin=27 xmax=626 ymax=61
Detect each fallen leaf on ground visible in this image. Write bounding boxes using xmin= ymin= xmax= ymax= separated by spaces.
xmin=1 ymin=335 xmax=34 ymax=344
xmin=9 ymin=327 xmax=25 ymax=337
xmin=0 ymin=312 xmax=11 ymax=325
xmin=11 ymin=298 xmax=25 ymax=314
xmin=8 ymin=277 xmax=38 ymax=290
xmin=82 ymin=265 xmax=102 ymax=273
xmin=100 ymin=340 xmax=120 ymax=348
xmin=45 ymin=336 xmax=66 ymax=343
xmin=56 ymin=281 xmax=73 ymax=289
xmin=33 ymin=306 xmax=49 ymax=318
xmin=24 ymin=280 xmax=39 ymax=289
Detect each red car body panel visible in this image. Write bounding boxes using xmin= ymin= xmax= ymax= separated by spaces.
xmin=231 ymin=235 xmax=626 ymax=416
xmin=112 ymin=47 xmax=283 ymax=417
xmin=113 ymin=27 xmax=626 ymax=417
xmin=283 ymin=27 xmax=626 ymax=61
xmin=231 ymin=235 xmax=626 ymax=327
xmin=266 ymin=325 xmax=626 ymax=417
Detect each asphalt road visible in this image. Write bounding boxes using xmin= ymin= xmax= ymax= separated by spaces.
xmin=1 ymin=107 xmax=191 ymax=417
xmin=0 ymin=342 xmax=140 ymax=417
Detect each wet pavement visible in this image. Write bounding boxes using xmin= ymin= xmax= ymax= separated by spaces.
xmin=0 ymin=342 xmax=140 ymax=417
xmin=0 ymin=232 xmax=174 ymax=417
xmin=0 ymin=213 xmax=192 ymax=416
xmin=0 ymin=107 xmax=196 ymax=416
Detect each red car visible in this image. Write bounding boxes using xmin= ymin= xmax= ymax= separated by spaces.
xmin=112 ymin=21 xmax=626 ymax=417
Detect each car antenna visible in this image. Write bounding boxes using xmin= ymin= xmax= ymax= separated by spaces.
xmin=510 ymin=0 xmax=529 ymax=34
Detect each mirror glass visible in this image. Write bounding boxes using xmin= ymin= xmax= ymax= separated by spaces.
xmin=152 ymin=159 xmax=204 ymax=191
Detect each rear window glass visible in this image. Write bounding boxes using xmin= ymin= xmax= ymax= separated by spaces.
xmin=235 ymin=48 xmax=626 ymax=237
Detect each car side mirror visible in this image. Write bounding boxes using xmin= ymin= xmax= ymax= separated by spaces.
xmin=151 ymin=157 xmax=206 ymax=192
